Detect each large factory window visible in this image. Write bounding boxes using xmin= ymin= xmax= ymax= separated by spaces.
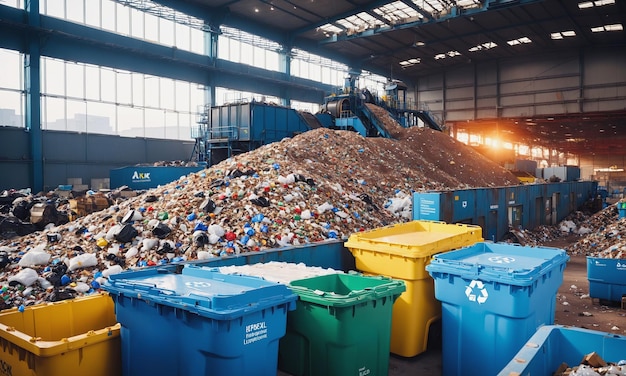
xmin=41 ymin=0 xmax=204 ymax=54
xmin=2 ymin=0 xmax=23 ymax=9
xmin=40 ymin=57 xmax=203 ymax=140
xmin=0 ymin=49 xmax=24 ymax=128
xmin=214 ymin=88 xmax=280 ymax=106
xmin=291 ymin=49 xmax=347 ymax=87
xmin=219 ymin=27 xmax=281 ymax=72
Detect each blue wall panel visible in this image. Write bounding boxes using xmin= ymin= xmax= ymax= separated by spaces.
xmin=0 ymin=128 xmax=195 ymax=191
xmin=413 ymin=182 xmax=598 ymax=242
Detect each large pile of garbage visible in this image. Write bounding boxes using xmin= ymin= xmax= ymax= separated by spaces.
xmin=510 ymin=202 xmax=626 ymax=260
xmin=564 ymin=204 xmax=626 ymax=258
xmin=0 ymin=126 xmax=518 ymax=308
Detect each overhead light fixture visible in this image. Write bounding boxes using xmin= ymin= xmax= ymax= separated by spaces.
xmin=399 ymin=57 xmax=421 ymax=67
xmin=413 ymin=41 xmax=425 ymax=47
xmin=507 ymin=37 xmax=532 ymax=46
xmin=591 ymin=23 xmax=623 ymax=32
xmin=469 ymin=42 xmax=497 ymax=52
xmin=578 ymin=0 xmax=615 ymax=9
xmin=551 ymin=31 xmax=576 ymax=39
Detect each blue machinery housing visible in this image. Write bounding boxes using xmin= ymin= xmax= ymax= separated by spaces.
xmin=413 ymin=181 xmax=598 ymax=242
xmin=191 ymin=79 xmax=443 ymax=165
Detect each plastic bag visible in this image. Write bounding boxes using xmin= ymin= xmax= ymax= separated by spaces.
xmin=68 ymin=253 xmax=98 ymax=271
xmin=18 ymin=243 xmax=51 ymax=267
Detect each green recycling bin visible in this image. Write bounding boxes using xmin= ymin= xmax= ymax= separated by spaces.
xmin=278 ymin=273 xmax=405 ymax=376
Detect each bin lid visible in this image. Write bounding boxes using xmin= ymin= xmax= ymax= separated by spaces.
xmin=103 ymin=265 xmax=297 ymax=320
xmin=425 ymin=242 xmax=569 ymax=286
xmin=345 ymin=220 xmax=482 ymax=258
xmin=288 ymin=273 xmax=406 ymax=307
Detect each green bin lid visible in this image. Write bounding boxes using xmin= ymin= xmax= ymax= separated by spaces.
xmin=288 ymin=273 xmax=405 ymax=307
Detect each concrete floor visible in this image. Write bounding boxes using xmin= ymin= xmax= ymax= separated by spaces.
xmin=387 ymin=333 xmax=442 ymax=375
xmin=277 ymin=321 xmax=443 ymax=376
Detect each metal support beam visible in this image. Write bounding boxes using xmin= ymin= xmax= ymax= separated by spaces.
xmin=318 ymin=0 xmax=544 ymax=45
xmin=25 ymin=1 xmax=43 ymax=193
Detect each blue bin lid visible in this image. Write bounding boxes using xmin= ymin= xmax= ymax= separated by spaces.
xmin=425 ymin=242 xmax=569 ymax=286
xmin=103 ymin=265 xmax=297 ymax=320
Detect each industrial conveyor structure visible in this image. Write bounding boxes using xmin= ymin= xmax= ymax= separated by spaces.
xmin=192 ymin=75 xmax=444 ymax=165
xmin=192 ymin=101 xmax=315 ymax=165
xmin=320 ymin=76 xmax=443 ymax=139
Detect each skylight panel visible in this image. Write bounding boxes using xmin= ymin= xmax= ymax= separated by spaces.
xmin=456 ymin=0 xmax=482 ymax=9
xmin=591 ymin=23 xmax=623 ymax=32
xmin=374 ymin=1 xmax=421 ymax=24
xmin=550 ymin=30 xmax=576 ymax=39
xmin=318 ymin=23 xmax=343 ymax=35
xmin=507 ymin=37 xmax=532 ymax=46
xmin=336 ymin=12 xmax=386 ymax=31
xmin=409 ymin=0 xmax=446 ymax=14
xmin=469 ymin=42 xmax=497 ymax=52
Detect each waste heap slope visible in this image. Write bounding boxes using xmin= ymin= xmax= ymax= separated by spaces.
xmin=0 ymin=127 xmax=517 ymax=308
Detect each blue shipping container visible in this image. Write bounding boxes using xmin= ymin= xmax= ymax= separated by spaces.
xmin=587 ymin=257 xmax=626 ymax=302
xmin=498 ymin=325 xmax=626 ymax=376
xmin=425 ymin=242 xmax=569 ymax=376
xmin=103 ymin=265 xmax=297 ymax=376
xmin=110 ymin=165 xmax=205 ymax=190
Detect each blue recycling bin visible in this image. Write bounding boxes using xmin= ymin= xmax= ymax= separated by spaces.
xmin=498 ymin=325 xmax=626 ymax=376
xmin=103 ymin=265 xmax=297 ymax=376
xmin=425 ymin=242 xmax=569 ymax=376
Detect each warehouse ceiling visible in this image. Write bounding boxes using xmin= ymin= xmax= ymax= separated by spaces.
xmin=140 ymin=0 xmax=626 ymax=155
xmin=180 ymin=0 xmax=625 ymax=78
xmin=450 ymin=110 xmax=626 ymax=156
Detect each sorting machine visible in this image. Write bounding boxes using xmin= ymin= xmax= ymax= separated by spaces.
xmin=192 ymin=74 xmax=443 ymax=165
xmin=319 ymin=74 xmax=442 ymax=138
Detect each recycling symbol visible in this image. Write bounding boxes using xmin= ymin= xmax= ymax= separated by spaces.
xmin=488 ymin=256 xmax=515 ymax=264
xmin=465 ymin=280 xmax=489 ymax=304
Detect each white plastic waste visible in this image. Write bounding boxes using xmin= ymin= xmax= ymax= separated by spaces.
xmin=105 ymin=224 xmax=122 ymax=241
xmin=73 ymin=282 xmax=91 ymax=293
xmin=8 ymin=268 xmax=39 ymax=287
xmin=18 ymin=244 xmax=51 ymax=267
xmin=68 ymin=253 xmax=98 ymax=271
xmin=219 ymin=261 xmax=342 ymax=284
xmin=208 ymin=224 xmax=225 ymax=237
xmin=102 ymin=264 xmax=124 ymax=277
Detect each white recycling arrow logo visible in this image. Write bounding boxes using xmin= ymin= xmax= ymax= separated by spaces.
xmin=465 ymin=280 xmax=489 ymax=304
xmin=488 ymin=256 xmax=515 ymax=264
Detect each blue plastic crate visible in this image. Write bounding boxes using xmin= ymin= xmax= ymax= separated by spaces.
xmin=425 ymin=242 xmax=569 ymax=376
xmin=188 ymin=240 xmax=355 ymax=272
xmin=498 ymin=325 xmax=626 ymax=376
xmin=103 ymin=265 xmax=297 ymax=376
xmin=587 ymin=257 xmax=626 ymax=302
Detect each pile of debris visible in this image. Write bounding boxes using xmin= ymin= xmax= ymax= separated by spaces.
xmin=553 ymin=351 xmax=625 ymax=376
xmin=0 ymin=126 xmax=517 ymax=308
xmin=507 ymin=210 xmax=599 ymax=247
xmin=509 ymin=201 xmax=626 ymax=260
xmin=565 ymin=204 xmax=626 ymax=258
